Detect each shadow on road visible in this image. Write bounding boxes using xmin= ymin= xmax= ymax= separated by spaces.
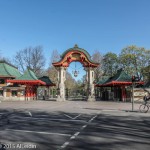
xmin=66 ymin=113 xmax=150 ymax=150
xmin=0 ymin=109 xmax=150 ymax=150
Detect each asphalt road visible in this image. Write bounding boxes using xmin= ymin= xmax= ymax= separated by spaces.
xmin=0 ymin=101 xmax=150 ymax=150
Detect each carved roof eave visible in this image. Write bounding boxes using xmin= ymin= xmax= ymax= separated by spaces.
xmin=7 ymin=79 xmax=46 ymax=85
xmin=52 ymin=50 xmax=99 ymax=68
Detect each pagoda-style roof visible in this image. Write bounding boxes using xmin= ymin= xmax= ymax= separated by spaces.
xmin=61 ymin=44 xmax=92 ymax=61
xmin=96 ymin=69 xmax=134 ymax=87
xmin=96 ymin=77 xmax=109 ymax=85
xmin=7 ymin=67 xmax=45 ymax=85
xmin=0 ymin=60 xmax=21 ymax=78
xmin=15 ymin=67 xmax=38 ymax=80
xmin=105 ymin=68 xmax=132 ymax=85
xmin=53 ymin=44 xmax=99 ymax=68
xmin=38 ymin=76 xmax=55 ymax=86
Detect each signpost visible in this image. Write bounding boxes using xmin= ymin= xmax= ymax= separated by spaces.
xmin=131 ymin=81 xmax=134 ymax=111
xmin=131 ymin=72 xmax=142 ymax=111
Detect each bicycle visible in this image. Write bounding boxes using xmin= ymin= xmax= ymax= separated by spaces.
xmin=139 ymin=96 xmax=150 ymax=113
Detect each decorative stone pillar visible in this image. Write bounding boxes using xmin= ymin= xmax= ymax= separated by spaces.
xmin=85 ymin=67 xmax=95 ymax=101
xmin=57 ymin=67 xmax=66 ymax=101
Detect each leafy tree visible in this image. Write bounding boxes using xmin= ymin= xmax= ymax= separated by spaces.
xmin=14 ymin=46 xmax=45 ymax=75
xmin=142 ymin=50 xmax=150 ymax=80
xmin=119 ymin=45 xmax=148 ymax=76
xmin=144 ymin=50 xmax=150 ymax=66
xmin=102 ymin=52 xmax=119 ymax=76
xmin=141 ymin=65 xmax=150 ymax=81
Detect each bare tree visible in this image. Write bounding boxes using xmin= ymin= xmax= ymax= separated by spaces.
xmin=0 ymin=50 xmax=11 ymax=63
xmin=50 ymin=49 xmax=60 ymax=66
xmin=31 ymin=46 xmax=45 ymax=74
xmin=65 ymin=72 xmax=77 ymax=89
xmin=0 ymin=50 xmax=1 ymax=60
xmin=46 ymin=49 xmax=61 ymax=83
xmin=92 ymin=50 xmax=103 ymax=83
xmin=47 ymin=66 xmax=58 ymax=84
xmin=14 ymin=46 xmax=45 ymax=75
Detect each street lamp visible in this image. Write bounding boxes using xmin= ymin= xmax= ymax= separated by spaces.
xmin=72 ymin=61 xmax=79 ymax=77
xmin=131 ymin=72 xmax=142 ymax=111
xmin=72 ymin=70 xmax=79 ymax=77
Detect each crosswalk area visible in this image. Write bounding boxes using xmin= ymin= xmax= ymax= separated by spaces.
xmin=1 ymin=101 xmax=150 ymax=150
xmin=0 ymin=109 xmax=96 ymax=150
xmin=0 ymin=106 xmax=150 ymax=150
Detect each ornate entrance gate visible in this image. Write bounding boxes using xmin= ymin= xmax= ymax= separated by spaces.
xmin=52 ymin=44 xmax=99 ymax=101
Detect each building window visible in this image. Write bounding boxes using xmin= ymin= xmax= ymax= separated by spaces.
xmin=12 ymin=91 xmax=17 ymax=97
xmin=0 ymin=90 xmax=3 ymax=96
xmin=0 ymin=79 xmax=5 ymax=84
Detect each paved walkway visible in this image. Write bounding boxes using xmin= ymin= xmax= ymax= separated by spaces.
xmin=0 ymin=100 xmax=145 ymax=113
xmin=0 ymin=100 xmax=150 ymax=150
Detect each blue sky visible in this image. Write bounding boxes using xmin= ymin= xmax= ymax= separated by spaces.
xmin=0 ymin=0 xmax=150 ymax=80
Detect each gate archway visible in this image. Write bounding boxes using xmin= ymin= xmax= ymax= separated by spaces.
xmin=52 ymin=44 xmax=99 ymax=101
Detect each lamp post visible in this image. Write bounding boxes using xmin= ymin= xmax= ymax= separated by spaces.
xmin=131 ymin=72 xmax=142 ymax=111
xmin=73 ymin=70 xmax=79 ymax=77
xmin=72 ymin=61 xmax=79 ymax=77
xmin=148 ymin=60 xmax=150 ymax=80
xmin=131 ymin=78 xmax=134 ymax=111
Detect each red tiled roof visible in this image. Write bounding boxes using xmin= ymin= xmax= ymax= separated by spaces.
xmin=7 ymin=79 xmax=46 ymax=85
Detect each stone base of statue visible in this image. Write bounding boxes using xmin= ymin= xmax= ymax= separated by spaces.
xmin=87 ymin=95 xmax=96 ymax=102
xmin=56 ymin=95 xmax=66 ymax=102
